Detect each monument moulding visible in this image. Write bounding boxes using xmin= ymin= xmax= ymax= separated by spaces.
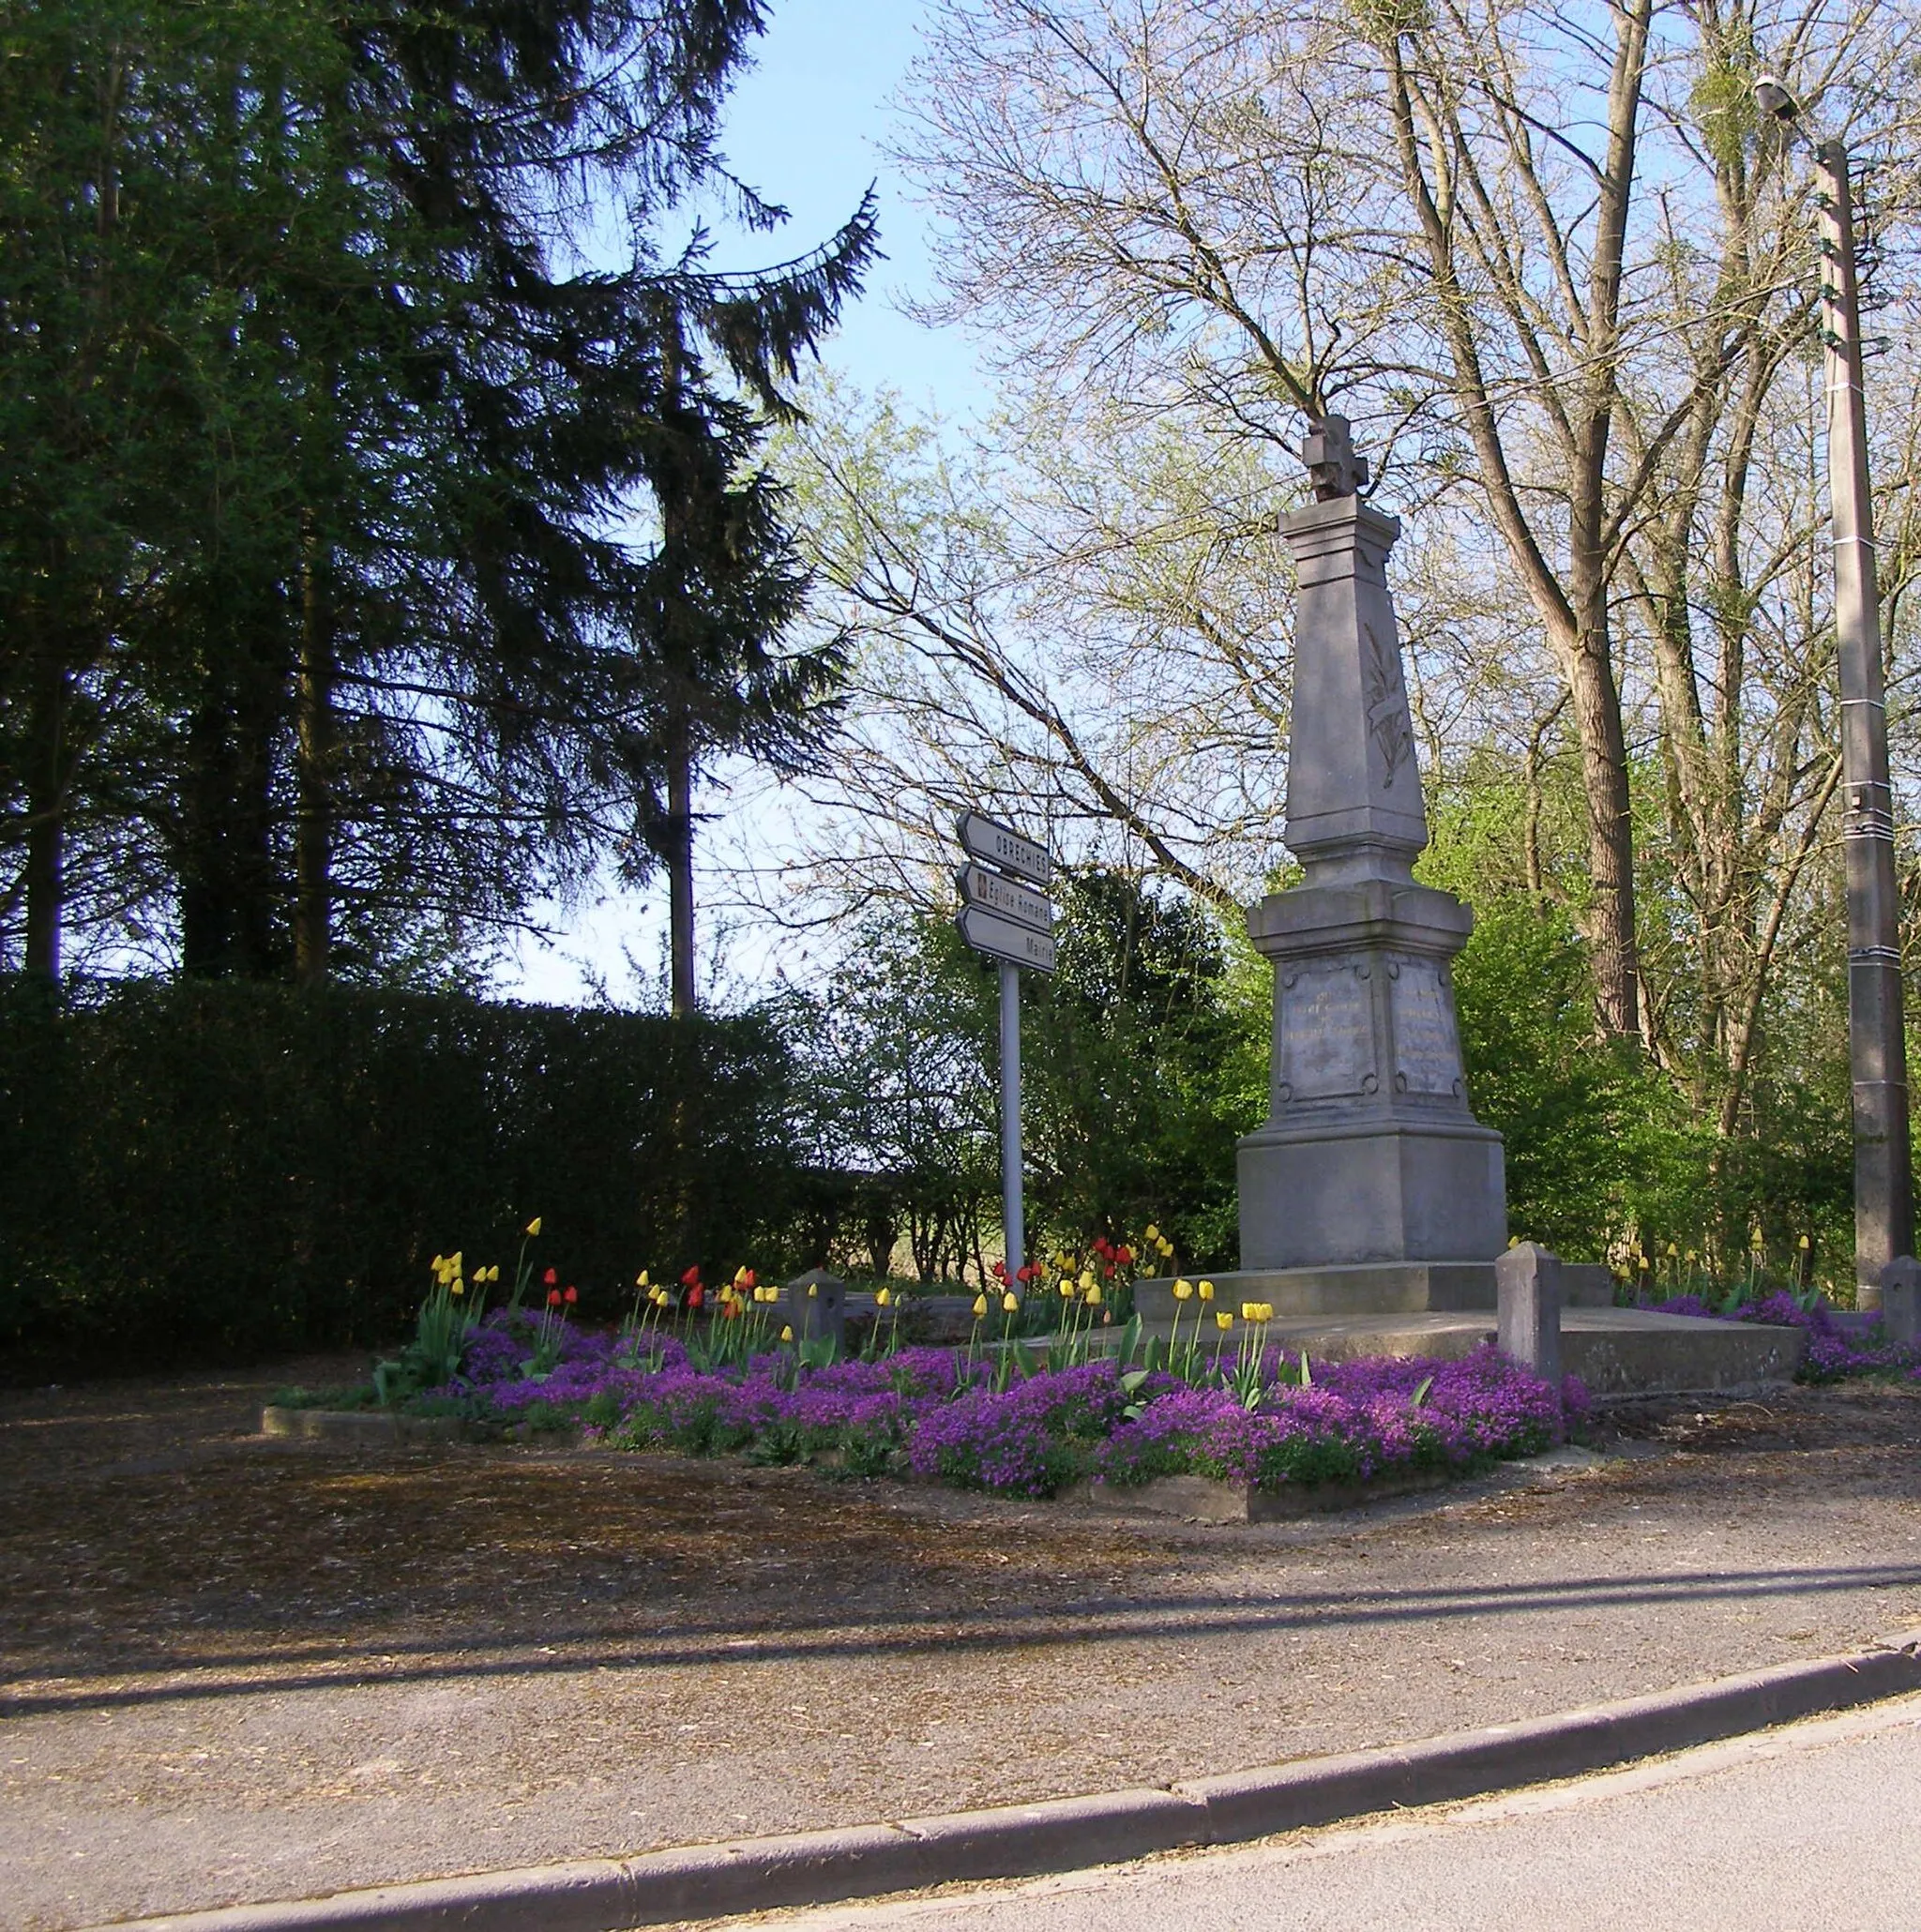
xmin=1218 ymin=415 xmax=1506 ymax=1316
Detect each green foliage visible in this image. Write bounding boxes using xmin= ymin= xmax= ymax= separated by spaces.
xmin=0 ymin=974 xmax=804 ymax=1379
xmin=794 ymin=875 xmax=1264 ymax=1275
xmin=1452 ymin=897 xmax=1656 ymax=1254
xmin=373 ymin=1275 xmax=487 ymax=1406
xmin=1023 ymin=873 xmax=1266 ymax=1265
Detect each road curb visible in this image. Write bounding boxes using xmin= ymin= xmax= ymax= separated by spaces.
xmin=91 ymin=1630 xmax=1921 ymax=1932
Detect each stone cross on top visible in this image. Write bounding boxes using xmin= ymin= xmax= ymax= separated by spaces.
xmin=1303 ymin=414 xmax=1369 ymax=501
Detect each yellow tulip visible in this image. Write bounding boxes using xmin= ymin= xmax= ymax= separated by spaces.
xmin=1257 ymin=1303 xmax=1275 ymax=1322
xmin=1198 ymin=1280 xmax=1215 ymax=1302
xmin=1002 ymin=1291 xmax=1019 ymax=1313
xmin=876 ymin=1288 xmax=892 ymax=1307
xmin=1145 ymin=1224 xmax=1161 ymax=1242
xmin=1084 ymin=1285 xmax=1102 ymax=1306
xmin=525 ymin=1217 xmax=541 ymax=1236
xmin=1059 ymin=1278 xmax=1075 ymax=1298
xmin=431 ymin=1253 xmax=445 ymax=1271
xmin=1079 ymin=1269 xmax=1096 ymax=1291
xmin=1173 ymin=1278 xmax=1194 ymax=1301
xmin=1667 ymin=1242 xmax=1679 ymax=1259
xmin=1799 ymin=1233 xmax=1811 ymax=1250
xmin=972 ymin=1293 xmax=988 ymax=1319
xmin=450 ymin=1280 xmax=464 ymax=1296
xmin=1241 ymin=1302 xmax=1259 ymax=1321
xmin=1216 ymin=1312 xmax=1233 ymax=1331
xmin=780 ymin=1325 xmax=794 ymax=1343
xmin=807 ymin=1282 xmax=818 ymax=1298
xmin=636 ymin=1270 xmax=650 ymax=1288
xmin=1157 ymin=1238 xmax=1173 ymax=1258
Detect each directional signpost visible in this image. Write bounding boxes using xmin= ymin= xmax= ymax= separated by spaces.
xmin=954 ymin=811 xmax=1054 ymax=1282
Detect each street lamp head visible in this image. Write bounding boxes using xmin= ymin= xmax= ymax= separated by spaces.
xmin=1754 ymin=72 xmax=1801 ymax=123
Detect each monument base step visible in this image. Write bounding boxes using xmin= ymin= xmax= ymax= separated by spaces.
xmin=1134 ymin=1263 xmax=1496 ymax=1321
xmin=1134 ymin=1260 xmax=1616 ymax=1323
xmin=1128 ymin=1305 xmax=1806 ymax=1397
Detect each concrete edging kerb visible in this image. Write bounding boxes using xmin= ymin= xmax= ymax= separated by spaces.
xmin=90 ymin=1629 xmax=1921 ymax=1932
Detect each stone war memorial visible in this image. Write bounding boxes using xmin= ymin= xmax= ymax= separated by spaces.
xmin=1135 ymin=417 xmax=1802 ymax=1396
xmin=1237 ymin=415 xmax=1505 ymax=1313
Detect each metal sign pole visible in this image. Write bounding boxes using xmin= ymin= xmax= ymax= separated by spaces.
xmin=999 ymin=960 xmax=1023 ymax=1280
xmin=955 ymin=808 xmax=1051 ymax=1279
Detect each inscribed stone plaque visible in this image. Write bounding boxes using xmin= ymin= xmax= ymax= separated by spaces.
xmin=1391 ymin=958 xmax=1461 ymax=1096
xmin=1278 ymin=962 xmax=1375 ymax=1102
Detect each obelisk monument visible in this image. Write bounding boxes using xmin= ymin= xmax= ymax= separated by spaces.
xmin=1233 ymin=417 xmax=1506 ymax=1312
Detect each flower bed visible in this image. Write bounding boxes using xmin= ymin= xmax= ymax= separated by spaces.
xmin=312 ymin=1306 xmax=1591 ymax=1502
xmin=1638 ymin=1290 xmax=1921 ymax=1383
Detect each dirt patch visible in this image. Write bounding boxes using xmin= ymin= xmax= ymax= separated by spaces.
xmin=3 ymin=1367 xmax=1918 ymax=1929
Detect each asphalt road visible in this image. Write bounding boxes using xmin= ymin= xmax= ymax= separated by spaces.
xmin=725 ymin=1692 xmax=1921 ymax=1931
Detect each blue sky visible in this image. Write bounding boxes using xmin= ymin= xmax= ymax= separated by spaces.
xmin=499 ymin=0 xmax=985 ymax=1004
xmin=703 ymin=0 xmax=989 ymax=420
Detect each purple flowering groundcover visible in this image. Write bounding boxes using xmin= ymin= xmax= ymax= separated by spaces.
xmin=416 ymin=1308 xmax=1587 ymax=1502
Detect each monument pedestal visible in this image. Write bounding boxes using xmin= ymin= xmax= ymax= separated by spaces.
xmin=1236 ymin=873 xmax=1505 ymax=1282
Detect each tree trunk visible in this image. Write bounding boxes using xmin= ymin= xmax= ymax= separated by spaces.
xmin=295 ymin=521 xmax=334 ymax=983
xmin=179 ymin=602 xmax=288 ymax=977
xmin=665 ymin=705 xmax=696 ymax=1017
xmin=23 ymin=651 xmax=68 ymax=979
xmin=1567 ymin=624 xmax=1640 ymax=1040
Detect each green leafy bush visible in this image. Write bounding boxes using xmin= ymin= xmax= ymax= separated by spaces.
xmin=0 ymin=976 xmax=806 ymax=1380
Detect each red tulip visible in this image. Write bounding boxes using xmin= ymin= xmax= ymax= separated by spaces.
xmin=681 ymin=1264 xmax=701 ymax=1287
xmin=543 ymin=1266 xmax=558 ymax=1286
xmin=1116 ymin=1245 xmax=1134 ymax=1265
xmin=686 ymin=1285 xmax=704 ymax=1309
xmin=563 ymin=1285 xmax=578 ymax=1306
xmin=546 ymin=1289 xmax=562 ymax=1308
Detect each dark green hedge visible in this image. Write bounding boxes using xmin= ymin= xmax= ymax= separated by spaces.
xmin=0 ymin=976 xmax=806 ymax=1380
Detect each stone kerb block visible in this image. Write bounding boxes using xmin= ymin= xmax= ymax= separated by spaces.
xmin=784 ymin=1268 xmax=846 ymax=1351
xmin=1496 ymin=1241 xmax=1563 ymax=1388
xmin=1881 ymin=1256 xmax=1921 ymax=1348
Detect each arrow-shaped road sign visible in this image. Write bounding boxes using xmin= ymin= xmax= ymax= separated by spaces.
xmin=955 ymin=810 xmax=1051 ymax=888
xmin=957 ymin=904 xmax=1057 ymax=973
xmin=956 ymin=863 xmax=1052 ymax=936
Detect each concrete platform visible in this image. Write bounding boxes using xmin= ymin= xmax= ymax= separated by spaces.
xmin=1133 ymin=1306 xmax=1807 ymax=1397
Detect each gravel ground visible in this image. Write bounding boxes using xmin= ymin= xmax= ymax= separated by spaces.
xmin=3 ymin=1362 xmax=1919 ymax=1930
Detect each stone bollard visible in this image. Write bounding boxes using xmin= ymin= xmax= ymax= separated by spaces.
xmin=1496 ymin=1241 xmax=1563 ymax=1389
xmin=1881 ymin=1256 xmax=1921 ymax=1348
xmin=783 ymin=1268 xmax=847 ymax=1353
